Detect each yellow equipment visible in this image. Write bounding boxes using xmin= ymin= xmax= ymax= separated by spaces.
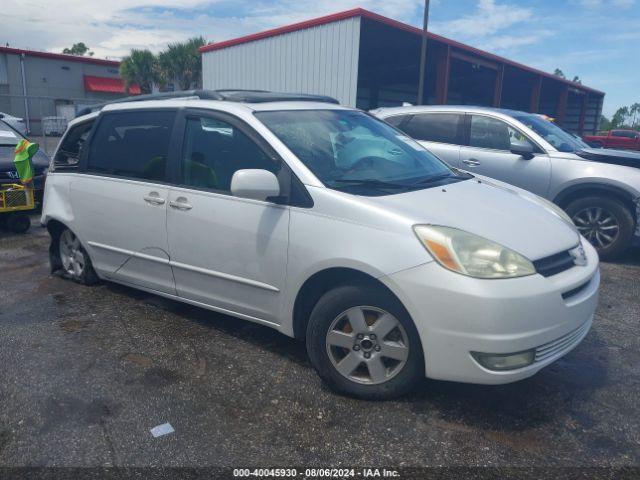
xmin=0 ymin=183 xmax=35 ymax=233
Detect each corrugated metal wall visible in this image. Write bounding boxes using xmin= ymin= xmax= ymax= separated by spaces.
xmin=202 ymin=17 xmax=361 ymax=106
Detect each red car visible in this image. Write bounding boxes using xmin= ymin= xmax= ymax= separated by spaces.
xmin=583 ymin=129 xmax=640 ymax=150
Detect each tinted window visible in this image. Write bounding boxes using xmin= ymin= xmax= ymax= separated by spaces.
xmin=54 ymin=120 xmax=94 ymax=168
xmin=384 ymin=115 xmax=408 ymax=128
xmin=612 ymin=130 xmax=636 ymax=138
xmin=180 ymin=116 xmax=278 ymax=192
xmin=401 ymin=113 xmax=464 ymax=144
xmin=470 ymin=115 xmax=535 ymax=151
xmin=87 ymin=111 xmax=175 ymax=181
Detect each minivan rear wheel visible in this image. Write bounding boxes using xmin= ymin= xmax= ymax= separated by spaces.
xmin=306 ymin=284 xmax=424 ymax=399
xmin=53 ymin=227 xmax=99 ymax=285
xmin=566 ymin=196 xmax=634 ymax=260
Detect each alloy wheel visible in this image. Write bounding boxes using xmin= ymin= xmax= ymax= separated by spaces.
xmin=59 ymin=230 xmax=86 ymax=278
xmin=325 ymin=306 xmax=409 ymax=385
xmin=572 ymin=207 xmax=620 ymax=249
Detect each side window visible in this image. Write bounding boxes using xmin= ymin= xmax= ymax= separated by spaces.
xmin=54 ymin=120 xmax=94 ymax=168
xmin=181 ymin=116 xmax=279 ymax=192
xmin=400 ymin=113 xmax=464 ymax=144
xmin=87 ymin=111 xmax=176 ymax=182
xmin=611 ymin=131 xmax=624 ymax=138
xmin=384 ymin=115 xmax=408 ymax=128
xmin=470 ymin=115 xmax=535 ymax=151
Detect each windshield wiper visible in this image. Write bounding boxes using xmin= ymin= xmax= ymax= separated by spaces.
xmin=331 ymin=178 xmax=411 ymax=189
xmin=409 ymin=173 xmax=456 ymax=186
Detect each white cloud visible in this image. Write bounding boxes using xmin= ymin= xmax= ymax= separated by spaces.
xmin=430 ymin=0 xmax=552 ymax=55
xmin=432 ymin=0 xmax=532 ymax=38
xmin=0 ymin=0 xmax=425 ymax=59
xmin=578 ymin=0 xmax=634 ymax=7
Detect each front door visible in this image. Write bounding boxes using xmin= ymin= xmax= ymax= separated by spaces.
xmin=459 ymin=114 xmax=551 ymax=197
xmin=70 ymin=110 xmax=177 ymax=295
xmin=166 ymin=112 xmax=289 ymax=324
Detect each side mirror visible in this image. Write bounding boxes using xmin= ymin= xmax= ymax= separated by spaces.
xmin=510 ymin=142 xmax=535 ymax=159
xmin=0 ymin=113 xmax=4 ymax=119
xmin=231 ymin=169 xmax=280 ymax=202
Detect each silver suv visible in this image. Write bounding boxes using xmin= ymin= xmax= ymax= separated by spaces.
xmin=373 ymin=105 xmax=640 ymax=259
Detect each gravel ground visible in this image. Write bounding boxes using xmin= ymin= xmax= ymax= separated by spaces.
xmin=0 ymin=219 xmax=639 ymax=470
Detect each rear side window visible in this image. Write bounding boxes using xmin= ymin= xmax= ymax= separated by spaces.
xmin=384 ymin=115 xmax=409 ymax=128
xmin=87 ymin=111 xmax=176 ymax=182
xmin=400 ymin=113 xmax=464 ymax=145
xmin=611 ymin=130 xmax=636 ymax=138
xmin=54 ymin=120 xmax=94 ymax=169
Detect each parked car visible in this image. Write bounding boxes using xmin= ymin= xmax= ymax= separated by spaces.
xmin=42 ymin=91 xmax=599 ymax=399
xmin=0 ymin=119 xmax=49 ymax=204
xmin=0 ymin=111 xmax=28 ymax=136
xmin=373 ymin=105 xmax=640 ymax=260
xmin=584 ymin=129 xmax=640 ymax=150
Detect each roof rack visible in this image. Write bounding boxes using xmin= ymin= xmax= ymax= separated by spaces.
xmin=75 ymin=89 xmax=339 ymax=117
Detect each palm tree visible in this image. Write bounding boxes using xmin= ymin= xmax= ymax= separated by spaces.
xmin=119 ymin=49 xmax=157 ymax=94
xmin=158 ymin=37 xmax=206 ymax=91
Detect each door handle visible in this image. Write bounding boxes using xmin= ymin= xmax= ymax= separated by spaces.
xmin=143 ymin=193 xmax=165 ymax=205
xmin=462 ymin=158 xmax=481 ymax=167
xmin=169 ymin=197 xmax=193 ymax=211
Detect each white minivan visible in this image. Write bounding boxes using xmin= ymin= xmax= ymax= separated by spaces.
xmin=42 ymin=91 xmax=600 ymax=399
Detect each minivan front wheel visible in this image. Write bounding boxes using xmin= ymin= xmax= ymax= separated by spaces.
xmin=306 ymin=284 xmax=424 ymax=399
xmin=54 ymin=228 xmax=99 ymax=285
xmin=566 ymin=196 xmax=634 ymax=260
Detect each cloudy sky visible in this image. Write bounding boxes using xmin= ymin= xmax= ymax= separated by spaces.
xmin=2 ymin=0 xmax=638 ymax=116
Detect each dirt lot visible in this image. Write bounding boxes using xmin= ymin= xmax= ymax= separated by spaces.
xmin=0 ymin=219 xmax=639 ymax=470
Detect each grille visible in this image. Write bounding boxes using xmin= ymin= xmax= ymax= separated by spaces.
xmin=533 ymin=250 xmax=575 ymax=277
xmin=562 ymin=280 xmax=591 ymax=300
xmin=4 ymin=189 xmax=29 ymax=208
xmin=534 ymin=321 xmax=591 ymax=363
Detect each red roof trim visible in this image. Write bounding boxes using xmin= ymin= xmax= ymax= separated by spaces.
xmin=83 ymin=75 xmax=140 ymax=95
xmin=0 ymin=46 xmax=120 ymax=67
xmin=199 ymin=8 xmax=604 ymax=96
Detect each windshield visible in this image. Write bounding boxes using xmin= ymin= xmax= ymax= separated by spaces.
xmin=0 ymin=121 xmax=21 ymax=146
xmin=512 ymin=113 xmax=587 ymax=153
xmin=255 ymin=109 xmax=463 ymax=195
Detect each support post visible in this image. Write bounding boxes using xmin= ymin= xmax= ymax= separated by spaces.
xmin=578 ymin=93 xmax=588 ymax=136
xmin=530 ymin=76 xmax=542 ymax=113
xmin=493 ymin=64 xmax=504 ymax=107
xmin=417 ymin=0 xmax=430 ymax=105
xmin=556 ymin=86 xmax=569 ymax=125
xmin=435 ymin=45 xmax=450 ymax=105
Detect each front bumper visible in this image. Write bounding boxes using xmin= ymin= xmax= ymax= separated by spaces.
xmin=381 ymin=240 xmax=600 ymax=384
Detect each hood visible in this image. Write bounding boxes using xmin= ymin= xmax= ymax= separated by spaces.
xmin=364 ymin=179 xmax=579 ymax=261
xmin=576 ymin=147 xmax=640 ymax=168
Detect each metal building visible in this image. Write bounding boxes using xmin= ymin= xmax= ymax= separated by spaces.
xmin=0 ymin=47 xmax=139 ymax=135
xmin=201 ymin=8 xmax=604 ymax=134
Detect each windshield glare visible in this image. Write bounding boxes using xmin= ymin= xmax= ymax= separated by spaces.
xmin=0 ymin=121 xmax=20 ymax=146
xmin=512 ymin=113 xmax=587 ymax=153
xmin=255 ymin=109 xmax=456 ymax=194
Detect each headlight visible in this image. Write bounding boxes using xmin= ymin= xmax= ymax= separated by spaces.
xmin=414 ymin=225 xmax=536 ymax=279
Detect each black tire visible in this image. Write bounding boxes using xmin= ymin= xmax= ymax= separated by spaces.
xmin=306 ymin=284 xmax=424 ymax=400
xmin=6 ymin=214 xmax=31 ymax=234
xmin=565 ymin=196 xmax=635 ymax=261
xmin=50 ymin=226 xmax=100 ymax=285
